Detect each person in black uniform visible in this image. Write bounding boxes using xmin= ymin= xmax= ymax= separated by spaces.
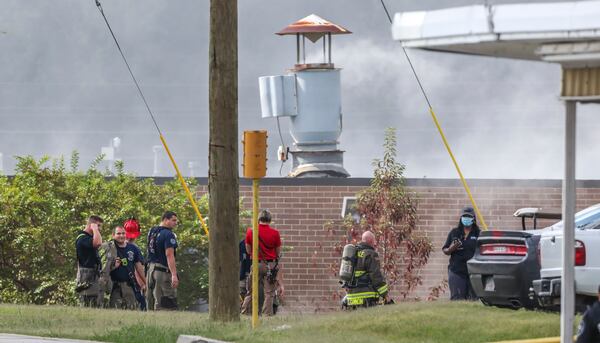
xmin=442 ymin=207 xmax=480 ymax=300
xmin=75 ymin=215 xmax=104 ymax=307
xmin=239 ymin=239 xmax=251 ymax=298
xmin=576 ymin=285 xmax=600 ymax=343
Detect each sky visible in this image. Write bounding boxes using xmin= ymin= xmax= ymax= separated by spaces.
xmin=0 ymin=0 xmax=597 ymax=179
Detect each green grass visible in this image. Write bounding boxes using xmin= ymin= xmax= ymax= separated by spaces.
xmin=0 ymin=301 xmax=565 ymax=343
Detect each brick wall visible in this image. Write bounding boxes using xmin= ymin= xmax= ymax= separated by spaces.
xmin=195 ymin=178 xmax=600 ymax=313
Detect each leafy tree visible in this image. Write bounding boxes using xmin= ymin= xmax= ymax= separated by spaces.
xmin=327 ymin=128 xmax=434 ymax=299
xmin=0 ymin=153 xmax=247 ymax=309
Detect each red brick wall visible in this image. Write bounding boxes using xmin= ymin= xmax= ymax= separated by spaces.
xmin=196 ymin=178 xmax=600 ymax=313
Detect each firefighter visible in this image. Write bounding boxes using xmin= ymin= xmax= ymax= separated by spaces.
xmin=344 ymin=231 xmax=390 ymax=308
xmin=108 ymin=226 xmax=146 ymax=310
xmin=146 ymin=211 xmax=179 ymax=310
xmin=75 ymin=215 xmax=104 ymax=307
xmin=124 ymin=217 xmax=147 ymax=311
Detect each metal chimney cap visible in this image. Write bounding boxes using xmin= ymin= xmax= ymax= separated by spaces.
xmin=277 ymin=14 xmax=352 ymax=38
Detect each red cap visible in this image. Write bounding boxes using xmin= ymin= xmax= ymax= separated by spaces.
xmin=124 ymin=218 xmax=141 ymax=240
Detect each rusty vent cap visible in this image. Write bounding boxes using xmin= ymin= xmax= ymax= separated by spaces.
xmin=277 ymin=14 xmax=351 ymax=42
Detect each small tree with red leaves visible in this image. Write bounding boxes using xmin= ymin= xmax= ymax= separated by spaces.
xmin=327 ymin=128 xmax=434 ymax=299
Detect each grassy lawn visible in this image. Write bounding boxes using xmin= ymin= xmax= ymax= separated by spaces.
xmin=0 ymin=301 xmax=565 ymax=343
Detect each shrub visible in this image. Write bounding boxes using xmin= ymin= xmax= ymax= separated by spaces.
xmin=326 ymin=128 xmax=433 ymax=299
xmin=0 ymin=152 xmax=245 ymax=309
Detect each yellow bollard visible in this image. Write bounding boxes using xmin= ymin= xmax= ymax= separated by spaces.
xmin=251 ymin=179 xmax=260 ymax=329
xmin=242 ymin=130 xmax=267 ymax=329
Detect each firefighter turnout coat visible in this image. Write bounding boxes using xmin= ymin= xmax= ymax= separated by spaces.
xmin=346 ymin=242 xmax=389 ymax=306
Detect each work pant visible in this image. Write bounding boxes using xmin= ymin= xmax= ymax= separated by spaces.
xmin=146 ymin=263 xmax=155 ymax=310
xmin=448 ymin=269 xmax=476 ymax=300
xmin=109 ymin=282 xmax=137 ymax=310
xmin=241 ymin=261 xmax=277 ymax=316
xmin=147 ymin=263 xmax=177 ymax=310
xmin=76 ymin=267 xmax=101 ymax=308
xmin=145 ymin=265 xmax=154 ymax=310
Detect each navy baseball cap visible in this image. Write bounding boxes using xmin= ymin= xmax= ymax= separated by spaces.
xmin=461 ymin=207 xmax=475 ymax=218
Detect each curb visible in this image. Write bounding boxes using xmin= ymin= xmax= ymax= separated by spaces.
xmin=490 ymin=338 xmax=562 ymax=343
xmin=176 ymin=335 xmax=230 ymax=343
xmin=0 ymin=334 xmax=105 ymax=342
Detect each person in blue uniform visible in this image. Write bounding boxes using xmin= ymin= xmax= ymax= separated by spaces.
xmin=108 ymin=226 xmax=146 ymax=310
xmin=442 ymin=207 xmax=480 ymax=300
xmin=146 ymin=211 xmax=179 ymax=310
xmin=124 ymin=217 xmax=147 ymax=310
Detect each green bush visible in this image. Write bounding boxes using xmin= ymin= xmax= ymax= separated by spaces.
xmin=0 ymin=152 xmax=244 ymax=309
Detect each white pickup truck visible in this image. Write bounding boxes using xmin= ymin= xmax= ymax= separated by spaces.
xmin=531 ymin=203 xmax=600 ymax=311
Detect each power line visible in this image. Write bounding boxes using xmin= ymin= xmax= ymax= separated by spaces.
xmin=93 ymin=0 xmax=210 ymax=236
xmin=378 ymin=0 xmax=490 ymax=230
xmin=379 ymin=0 xmax=432 ymax=108
xmin=94 ymin=0 xmax=162 ymax=135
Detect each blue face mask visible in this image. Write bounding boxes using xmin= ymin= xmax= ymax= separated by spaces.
xmin=461 ymin=216 xmax=474 ymax=227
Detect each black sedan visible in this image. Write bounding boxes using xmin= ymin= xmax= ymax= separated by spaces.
xmin=467 ymin=208 xmax=560 ymax=309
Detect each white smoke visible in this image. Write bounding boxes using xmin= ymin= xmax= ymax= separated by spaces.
xmin=326 ymin=38 xmax=598 ymax=179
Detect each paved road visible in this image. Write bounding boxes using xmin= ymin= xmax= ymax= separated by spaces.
xmin=0 ymin=334 xmax=105 ymax=343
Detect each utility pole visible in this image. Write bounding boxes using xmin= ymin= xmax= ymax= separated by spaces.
xmin=208 ymin=0 xmax=239 ymax=322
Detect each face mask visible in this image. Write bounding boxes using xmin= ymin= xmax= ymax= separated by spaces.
xmin=461 ymin=216 xmax=474 ymax=227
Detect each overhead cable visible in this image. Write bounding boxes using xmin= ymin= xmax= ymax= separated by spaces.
xmin=379 ymin=0 xmax=489 ymax=230
xmin=93 ymin=0 xmax=209 ymax=236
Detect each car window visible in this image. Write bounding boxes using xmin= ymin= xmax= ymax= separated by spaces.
xmin=553 ymin=205 xmax=600 ymax=229
xmin=588 ymin=221 xmax=600 ymax=230
xmin=575 ymin=208 xmax=600 ymax=228
xmin=579 ymin=215 xmax=600 ymax=229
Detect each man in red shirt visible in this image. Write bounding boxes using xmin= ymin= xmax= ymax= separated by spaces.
xmin=241 ymin=210 xmax=281 ymax=316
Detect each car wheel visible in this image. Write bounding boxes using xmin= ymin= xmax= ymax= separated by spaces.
xmin=479 ymin=298 xmax=491 ymax=307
